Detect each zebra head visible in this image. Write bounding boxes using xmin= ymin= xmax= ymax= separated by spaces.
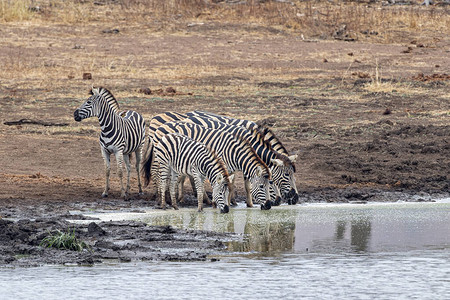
xmin=249 ymin=166 xmax=272 ymax=210
xmin=74 ymin=88 xmax=99 ymax=122
xmin=211 ymin=173 xmax=232 ymax=213
xmin=74 ymin=87 xmax=118 ymax=122
xmin=270 ymin=154 xmax=299 ymax=205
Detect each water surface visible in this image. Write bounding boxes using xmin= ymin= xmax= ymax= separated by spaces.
xmin=1 ymin=201 xmax=449 ymax=299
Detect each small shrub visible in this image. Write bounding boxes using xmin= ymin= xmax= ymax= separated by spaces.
xmin=40 ymin=228 xmax=88 ymax=252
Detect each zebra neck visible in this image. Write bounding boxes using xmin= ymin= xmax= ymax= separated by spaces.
xmin=232 ymin=144 xmax=253 ymax=175
xmin=97 ymin=105 xmax=121 ymax=132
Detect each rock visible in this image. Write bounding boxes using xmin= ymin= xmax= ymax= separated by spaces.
xmin=138 ymin=87 xmax=152 ymax=95
xmin=87 ymin=222 xmax=106 ymax=236
xmin=82 ymin=73 xmax=92 ymax=80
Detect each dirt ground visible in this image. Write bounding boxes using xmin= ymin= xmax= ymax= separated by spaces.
xmin=0 ymin=11 xmax=449 ymax=265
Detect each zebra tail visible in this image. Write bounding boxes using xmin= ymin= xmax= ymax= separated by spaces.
xmin=141 ymin=139 xmax=154 ymax=187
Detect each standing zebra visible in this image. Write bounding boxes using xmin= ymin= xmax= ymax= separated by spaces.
xmin=74 ymin=87 xmax=146 ymax=198
xmin=154 ymin=133 xmax=231 ymax=213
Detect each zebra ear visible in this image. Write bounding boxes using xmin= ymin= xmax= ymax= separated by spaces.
xmin=228 ymin=174 xmax=235 ymax=182
xmin=216 ymin=173 xmax=224 ymax=184
xmin=288 ymin=154 xmax=298 ymax=163
xmin=91 ymin=86 xmax=100 ymax=96
xmin=270 ymin=158 xmax=284 ymax=167
xmin=256 ymin=166 xmax=263 ymax=177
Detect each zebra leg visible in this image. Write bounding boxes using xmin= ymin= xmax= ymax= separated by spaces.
xmin=244 ymin=179 xmax=254 ymax=208
xmin=188 ymin=175 xmax=211 ymax=205
xmin=229 ymin=172 xmax=237 ymax=206
xmin=177 ymin=174 xmax=186 ymax=203
xmin=192 ymin=172 xmax=205 ymax=212
xmin=101 ymin=148 xmax=111 ymax=198
xmin=115 ymin=150 xmax=126 ymax=198
xmin=159 ymin=181 xmax=167 ymax=210
xmin=124 ymin=154 xmax=131 ymax=197
xmin=158 ymin=167 xmax=169 ymax=210
xmin=135 ymin=146 xmax=144 ymax=196
xmin=169 ymin=170 xmax=179 ymax=210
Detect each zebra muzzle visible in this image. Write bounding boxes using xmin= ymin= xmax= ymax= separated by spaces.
xmin=260 ymin=200 xmax=272 ymax=210
xmin=220 ymin=205 xmax=230 ymax=214
xmin=288 ymin=193 xmax=299 ymax=205
xmin=287 ymin=188 xmax=296 ymax=199
xmin=74 ymin=109 xmax=82 ymax=122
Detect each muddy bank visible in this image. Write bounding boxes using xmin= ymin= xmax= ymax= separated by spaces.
xmin=1 ymin=189 xmax=448 ymax=267
xmin=0 ymin=216 xmax=235 ymax=267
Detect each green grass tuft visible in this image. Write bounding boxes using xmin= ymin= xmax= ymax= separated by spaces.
xmin=40 ymin=228 xmax=88 ymax=252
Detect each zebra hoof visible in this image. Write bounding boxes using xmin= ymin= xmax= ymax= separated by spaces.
xmin=172 ymin=205 xmax=179 ymax=210
xmin=138 ymin=192 xmax=145 ymax=197
xmin=101 ymin=193 xmax=108 ymax=198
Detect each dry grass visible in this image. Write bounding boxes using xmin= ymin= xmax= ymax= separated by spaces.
xmin=1 ymin=0 xmax=448 ymax=43
xmin=0 ymin=0 xmax=34 ymax=22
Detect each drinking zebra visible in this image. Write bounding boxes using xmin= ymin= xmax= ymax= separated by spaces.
xmin=143 ymin=121 xmax=273 ymax=210
xmin=73 ymin=87 xmax=146 ymax=198
xmin=183 ymin=115 xmax=298 ymax=205
xmin=146 ymin=111 xmax=298 ymax=204
xmin=154 ymin=133 xmax=231 ymax=213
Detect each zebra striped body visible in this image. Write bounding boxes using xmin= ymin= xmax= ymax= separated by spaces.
xmin=143 ymin=121 xmax=273 ymax=209
xmin=154 ymin=133 xmax=231 ymax=213
xmin=182 ymin=115 xmax=298 ymax=204
xmin=148 ymin=111 xmax=187 ymax=141
xmin=74 ymin=87 xmax=146 ymax=198
xmin=188 ymin=111 xmax=289 ymax=155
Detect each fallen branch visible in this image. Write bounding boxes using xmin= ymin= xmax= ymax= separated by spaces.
xmin=3 ymin=119 xmax=69 ymax=127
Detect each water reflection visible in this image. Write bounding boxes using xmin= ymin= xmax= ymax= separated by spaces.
xmin=351 ymin=218 xmax=371 ymax=252
xmin=94 ymin=202 xmax=449 ymax=255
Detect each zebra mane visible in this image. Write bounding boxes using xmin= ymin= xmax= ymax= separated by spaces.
xmin=232 ymin=133 xmax=271 ymax=178
xmin=90 ymin=87 xmax=120 ymax=113
xmin=273 ymin=150 xmax=296 ymax=173
xmin=204 ymin=144 xmax=231 ymax=186
xmin=247 ymin=125 xmax=295 ymax=171
xmin=255 ymin=125 xmax=290 ymax=155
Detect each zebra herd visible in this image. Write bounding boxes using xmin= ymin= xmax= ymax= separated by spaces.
xmin=74 ymin=87 xmax=298 ymax=213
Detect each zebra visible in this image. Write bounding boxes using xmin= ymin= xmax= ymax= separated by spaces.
xmin=183 ymin=115 xmax=298 ymax=205
xmin=186 ymin=111 xmax=298 ymax=204
xmin=153 ymin=133 xmax=231 ymax=213
xmin=73 ymin=87 xmax=146 ymax=198
xmin=143 ymin=121 xmax=273 ymax=210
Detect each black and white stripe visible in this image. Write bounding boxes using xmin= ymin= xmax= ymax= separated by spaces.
xmin=154 ymin=133 xmax=231 ymax=213
xmin=145 ymin=111 xmax=298 ymax=204
xmin=74 ymin=87 xmax=146 ymax=198
xmin=143 ymin=121 xmax=273 ymax=210
xmin=183 ymin=115 xmax=298 ymax=205
xmin=188 ymin=111 xmax=290 ymax=155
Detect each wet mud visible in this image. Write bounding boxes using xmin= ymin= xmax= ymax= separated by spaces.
xmin=0 ymin=214 xmax=234 ymax=267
